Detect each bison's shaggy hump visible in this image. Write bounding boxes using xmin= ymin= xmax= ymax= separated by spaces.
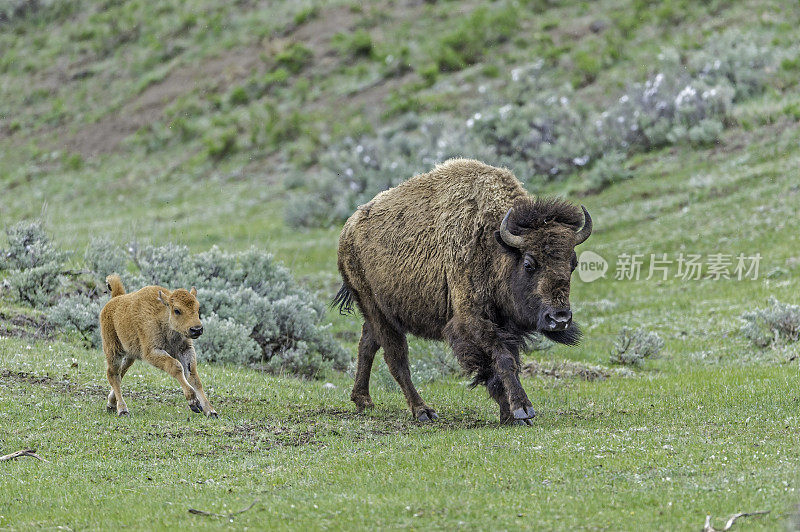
xmin=510 ymin=197 xmax=584 ymax=231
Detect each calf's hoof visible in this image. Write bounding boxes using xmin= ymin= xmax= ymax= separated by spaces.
xmin=512 ymin=405 xmax=536 ymax=420
xmin=206 ymin=410 xmax=218 ymax=419
xmin=188 ymin=400 xmax=203 ymax=414
xmin=117 ymin=409 xmax=129 ymax=417
xmin=414 ymin=406 xmax=439 ymax=423
xmin=106 ymin=404 xmax=116 ymax=413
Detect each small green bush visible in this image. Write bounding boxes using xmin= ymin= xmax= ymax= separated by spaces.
xmin=293 ymin=6 xmax=319 ymax=26
xmin=740 ymin=297 xmax=800 ymax=348
xmin=203 ymin=127 xmax=238 ymax=160
xmin=275 ymin=42 xmax=313 ymax=74
xmin=228 ymin=86 xmax=250 ymax=106
xmin=610 ymin=327 xmax=665 ymax=366
xmin=332 ymin=29 xmax=373 ymax=59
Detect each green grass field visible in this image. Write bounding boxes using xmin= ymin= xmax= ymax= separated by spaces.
xmin=2 ymin=0 xmax=800 ymax=529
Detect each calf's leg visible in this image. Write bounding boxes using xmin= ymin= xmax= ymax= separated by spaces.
xmin=180 ymin=347 xmax=217 ymax=417
xmin=143 ymin=347 xmax=201 ymax=413
xmin=106 ymin=356 xmax=135 ymax=413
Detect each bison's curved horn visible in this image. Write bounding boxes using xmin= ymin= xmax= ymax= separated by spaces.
xmin=575 ymin=205 xmax=592 ymax=245
xmin=499 ymin=209 xmax=525 ymax=248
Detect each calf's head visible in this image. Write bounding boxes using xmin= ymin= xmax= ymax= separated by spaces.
xmin=158 ymin=287 xmax=204 ymax=339
xmin=494 ymin=198 xmax=592 ymax=345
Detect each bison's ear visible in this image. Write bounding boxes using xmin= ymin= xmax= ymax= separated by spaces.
xmin=157 ymin=290 xmax=170 ymax=307
xmin=494 ymin=231 xmax=519 ymax=255
xmin=190 ymin=286 xmax=197 ymax=296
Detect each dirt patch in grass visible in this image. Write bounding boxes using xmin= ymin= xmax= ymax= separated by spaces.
xmin=0 ymin=311 xmax=55 ymax=340
xmin=521 ymin=359 xmax=633 ymax=381
xmin=0 ymin=368 xmax=170 ymax=402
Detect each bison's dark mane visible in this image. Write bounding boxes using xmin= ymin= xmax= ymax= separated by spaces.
xmin=510 ymin=197 xmax=583 ymax=231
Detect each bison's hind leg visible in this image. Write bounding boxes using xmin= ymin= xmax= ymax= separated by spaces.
xmin=351 ymin=322 xmax=379 ymax=413
xmin=370 ymin=315 xmax=438 ymax=422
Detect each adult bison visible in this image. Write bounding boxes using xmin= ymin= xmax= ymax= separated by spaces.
xmin=334 ymin=159 xmax=592 ymax=425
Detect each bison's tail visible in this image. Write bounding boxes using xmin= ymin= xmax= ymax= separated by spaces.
xmin=106 ymin=274 xmax=126 ymax=298
xmin=331 ymin=283 xmax=356 ymax=316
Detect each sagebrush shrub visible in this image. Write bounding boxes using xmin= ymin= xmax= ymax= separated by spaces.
xmin=47 ymin=294 xmax=106 ymax=347
xmin=0 ymin=220 xmax=67 ymax=307
xmin=289 ymin=32 xmax=780 ymax=228
xmin=740 ymin=297 xmax=800 ymax=348
xmin=1 ymin=221 xmax=346 ymax=378
xmin=610 ymin=327 xmax=665 ymax=366
xmin=194 ymin=313 xmax=262 ymax=366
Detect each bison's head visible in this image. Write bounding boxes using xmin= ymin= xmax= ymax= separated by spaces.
xmin=158 ymin=287 xmax=204 ymax=339
xmin=494 ymin=198 xmax=592 ymax=345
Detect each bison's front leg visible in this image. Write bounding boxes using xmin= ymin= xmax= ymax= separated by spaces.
xmin=446 ymin=317 xmax=535 ymax=425
xmin=492 ymin=346 xmax=536 ymax=425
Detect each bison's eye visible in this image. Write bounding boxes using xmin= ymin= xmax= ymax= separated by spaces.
xmin=174 ymin=308 xmax=182 ymax=316
xmin=524 ymin=257 xmax=537 ymax=273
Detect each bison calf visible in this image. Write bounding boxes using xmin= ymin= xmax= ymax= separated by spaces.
xmin=335 ymin=159 xmax=592 ymax=425
xmin=99 ymin=275 xmax=217 ymax=417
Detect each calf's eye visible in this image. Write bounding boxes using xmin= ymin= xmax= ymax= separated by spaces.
xmin=174 ymin=309 xmax=182 ymax=316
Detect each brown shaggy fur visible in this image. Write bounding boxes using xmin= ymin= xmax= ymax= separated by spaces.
xmin=336 ymin=158 xmax=591 ymax=424
xmin=99 ymin=275 xmax=217 ymax=417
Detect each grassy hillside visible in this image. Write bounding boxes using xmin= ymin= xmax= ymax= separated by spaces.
xmin=2 ymin=0 xmax=800 ymax=529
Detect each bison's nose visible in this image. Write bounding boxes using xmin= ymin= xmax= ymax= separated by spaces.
xmin=544 ymin=309 xmax=572 ymax=331
xmin=189 ymin=325 xmax=204 ymax=338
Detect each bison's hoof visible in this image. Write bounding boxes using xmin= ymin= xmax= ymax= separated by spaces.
xmin=510 ymin=418 xmax=534 ymax=426
xmin=117 ymin=409 xmax=129 ymax=417
xmin=512 ymin=406 xmax=536 ymax=420
xmin=188 ymin=401 xmax=203 ymax=414
xmin=352 ymin=395 xmax=374 ymax=413
xmin=415 ymin=408 xmax=439 ymax=423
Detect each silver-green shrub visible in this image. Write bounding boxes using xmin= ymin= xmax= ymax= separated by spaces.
xmin=0 ymin=221 xmax=346 ymax=378
xmin=194 ymin=313 xmax=262 ymax=366
xmin=289 ymin=33 xmax=780 ymax=228
xmin=47 ymin=294 xmax=107 ymax=347
xmin=740 ymin=297 xmax=800 ymax=348
xmin=610 ymin=327 xmax=665 ymax=366
xmin=120 ymin=244 xmax=347 ymax=377
xmin=0 ymin=220 xmax=68 ymax=307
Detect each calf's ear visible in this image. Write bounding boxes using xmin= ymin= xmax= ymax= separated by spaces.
xmin=190 ymin=286 xmax=197 ymax=296
xmin=157 ymin=290 xmax=170 ymax=307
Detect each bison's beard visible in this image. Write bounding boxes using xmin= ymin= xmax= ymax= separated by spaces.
xmin=542 ymin=322 xmax=582 ymax=346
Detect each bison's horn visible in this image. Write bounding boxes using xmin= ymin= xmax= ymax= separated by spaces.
xmin=499 ymin=209 xmax=525 ymax=248
xmin=575 ymin=205 xmax=592 ymax=245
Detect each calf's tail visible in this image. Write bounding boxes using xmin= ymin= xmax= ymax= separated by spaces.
xmin=106 ymin=274 xmax=126 ymax=298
